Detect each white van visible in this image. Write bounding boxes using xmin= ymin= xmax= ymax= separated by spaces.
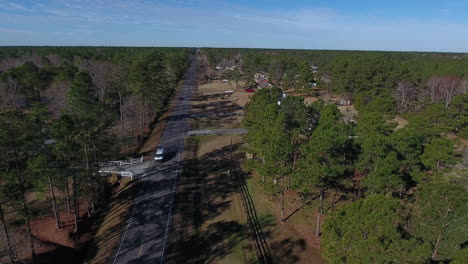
xmin=154 ymin=148 xmax=164 ymax=161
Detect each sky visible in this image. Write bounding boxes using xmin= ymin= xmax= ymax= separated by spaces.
xmin=1 ymin=0 xmax=468 ymax=52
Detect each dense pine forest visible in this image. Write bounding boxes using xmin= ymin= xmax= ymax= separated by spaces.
xmin=201 ymin=48 xmax=467 ymax=263
xmin=0 ymin=47 xmax=192 ymax=262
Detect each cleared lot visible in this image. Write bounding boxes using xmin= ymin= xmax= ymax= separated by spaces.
xmin=189 ymin=80 xmax=251 ymax=130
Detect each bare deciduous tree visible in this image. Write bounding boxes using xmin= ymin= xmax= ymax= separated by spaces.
xmin=43 ymin=80 xmax=70 ymax=116
xmin=439 ymin=76 xmax=460 ymax=108
xmin=108 ymin=65 xmax=128 ymax=137
xmin=458 ymin=78 xmax=468 ymax=94
xmin=426 ymin=76 xmax=441 ymax=103
xmin=395 ymin=80 xmax=415 ymax=112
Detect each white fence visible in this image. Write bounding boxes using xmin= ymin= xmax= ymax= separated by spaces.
xmin=98 ymin=170 xmax=135 ymax=180
xmin=99 ymin=156 xmax=144 ymax=168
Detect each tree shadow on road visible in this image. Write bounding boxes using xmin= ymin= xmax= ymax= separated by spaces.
xmin=85 ymin=179 xmax=165 ymax=264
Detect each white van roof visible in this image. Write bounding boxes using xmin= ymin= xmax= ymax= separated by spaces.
xmin=156 ymin=148 xmax=164 ymax=155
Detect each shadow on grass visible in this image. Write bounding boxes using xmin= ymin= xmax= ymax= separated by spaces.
xmin=166 ymin=142 xmax=307 ymax=263
xmin=165 ymin=143 xmax=253 ymax=263
xmin=236 ymin=165 xmax=308 ymax=264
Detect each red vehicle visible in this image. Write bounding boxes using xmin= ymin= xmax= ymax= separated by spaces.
xmin=245 ymin=88 xmax=255 ymax=93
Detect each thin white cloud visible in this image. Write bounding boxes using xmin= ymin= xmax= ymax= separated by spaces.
xmin=0 ymin=1 xmax=27 ymax=11
xmin=0 ymin=0 xmax=467 ymax=51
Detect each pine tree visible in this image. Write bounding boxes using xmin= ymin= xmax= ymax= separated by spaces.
xmin=323 ymin=195 xmax=429 ymax=264
xmin=295 ymin=105 xmax=352 ymax=236
xmin=407 ymin=181 xmax=468 ymax=262
xmin=0 ymin=110 xmax=40 ymax=260
xmin=420 ymin=137 xmax=458 ymax=171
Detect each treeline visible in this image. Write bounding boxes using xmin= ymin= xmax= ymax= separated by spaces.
xmin=243 ymin=88 xmax=467 ymax=264
xmin=202 ymin=48 xmax=468 ymax=86
xmin=0 ymin=47 xmax=192 ymax=262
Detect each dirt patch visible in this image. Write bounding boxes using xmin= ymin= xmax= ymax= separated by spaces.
xmin=1 ymin=200 xmax=97 ymax=264
xmin=393 ymin=115 xmax=409 ymax=130
xmin=196 ymin=80 xmax=250 ymax=107
xmin=338 ymin=105 xmax=358 ymax=121
xmin=448 ymin=133 xmax=468 ymax=148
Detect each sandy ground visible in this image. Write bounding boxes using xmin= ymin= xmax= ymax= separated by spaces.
xmin=393 ymin=115 xmax=409 ymax=129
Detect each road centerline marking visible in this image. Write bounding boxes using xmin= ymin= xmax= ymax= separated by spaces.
xmin=139 ymin=244 xmax=144 ymax=256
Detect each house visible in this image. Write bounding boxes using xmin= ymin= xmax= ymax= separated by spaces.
xmin=339 ymin=94 xmax=353 ymax=106
xmin=339 ymin=98 xmax=352 ymax=106
xmin=311 ymin=64 xmax=319 ymax=73
xmin=215 ymin=65 xmax=222 ymax=70
xmin=226 ymin=66 xmax=236 ymax=70
xmin=254 ymin=72 xmax=269 ymax=84
xmin=258 ymin=79 xmax=273 ymax=89
xmin=320 ymin=74 xmax=332 ymax=86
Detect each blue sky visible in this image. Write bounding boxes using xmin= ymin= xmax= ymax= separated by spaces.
xmin=1 ymin=0 xmax=468 ymax=52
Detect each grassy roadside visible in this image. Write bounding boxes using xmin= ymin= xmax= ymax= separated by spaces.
xmin=166 ymin=134 xmax=256 ymax=264
xmin=243 ymin=171 xmax=327 ymax=264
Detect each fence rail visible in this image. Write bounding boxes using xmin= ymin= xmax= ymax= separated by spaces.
xmin=98 ymin=170 xmax=135 ymax=180
xmin=99 ymin=156 xmax=144 ymax=168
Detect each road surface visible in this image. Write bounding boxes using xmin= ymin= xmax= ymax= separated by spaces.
xmin=187 ymin=128 xmax=247 ymax=136
xmin=112 ymin=58 xmax=197 ymax=264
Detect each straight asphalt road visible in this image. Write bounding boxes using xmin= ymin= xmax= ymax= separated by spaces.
xmin=112 ymin=58 xmax=198 ymax=264
xmin=187 ymin=128 xmax=248 ymax=136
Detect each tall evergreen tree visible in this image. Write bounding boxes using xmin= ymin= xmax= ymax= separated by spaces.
xmin=407 ymin=181 xmax=468 ymax=262
xmin=323 ymin=195 xmax=429 ymax=264
xmin=295 ymin=104 xmax=352 ymax=236
xmin=0 ymin=110 xmax=41 ymax=260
